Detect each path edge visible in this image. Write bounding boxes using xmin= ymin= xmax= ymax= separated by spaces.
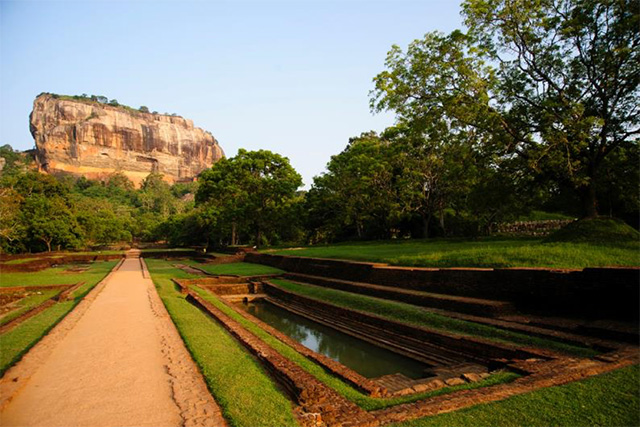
xmin=0 ymin=258 xmax=124 ymax=410
xmin=142 ymin=257 xmax=228 ymax=427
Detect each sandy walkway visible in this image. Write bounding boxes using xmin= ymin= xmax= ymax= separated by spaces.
xmin=0 ymin=255 xmax=226 ymax=427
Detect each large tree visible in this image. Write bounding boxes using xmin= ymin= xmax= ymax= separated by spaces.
xmin=463 ymin=0 xmax=639 ymax=217
xmin=197 ymin=149 xmax=302 ymax=247
xmin=306 ymin=132 xmax=399 ymax=240
xmin=372 ymin=0 xmax=639 ymax=217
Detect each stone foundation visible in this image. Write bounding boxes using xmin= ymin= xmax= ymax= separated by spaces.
xmin=263 ymin=282 xmax=556 ymax=365
xmin=246 ymin=253 xmax=639 ymax=320
xmin=283 ymin=272 xmax=514 ymax=317
xmin=0 ymin=254 xmax=123 ymax=273
xmin=186 ymin=291 xmax=378 ymax=427
xmin=185 ymin=284 xmax=638 ymax=427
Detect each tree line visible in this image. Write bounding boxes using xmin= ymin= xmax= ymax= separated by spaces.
xmin=0 ymin=147 xmax=196 ymax=253
xmin=1 ymin=0 xmax=637 ymax=253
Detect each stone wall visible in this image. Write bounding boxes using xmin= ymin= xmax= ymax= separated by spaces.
xmin=264 ymin=282 xmax=553 ymax=364
xmin=186 ymin=291 xmax=377 ymax=427
xmin=496 ymin=219 xmax=574 ymax=236
xmin=0 ymin=254 xmax=123 ymax=272
xmin=246 ymin=253 xmax=639 ymax=320
xmin=282 ymin=272 xmax=514 ymax=317
xmin=216 ymin=294 xmax=387 ymax=397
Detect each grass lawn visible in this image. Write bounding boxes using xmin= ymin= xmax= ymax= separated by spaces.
xmin=0 ymin=289 xmax=60 ymax=326
xmin=269 ymin=279 xmax=596 ymax=358
xmin=191 ymin=283 xmax=519 ymax=410
xmin=146 ymin=259 xmax=298 ymax=427
xmin=183 ymin=261 xmax=284 ymax=276
xmin=0 ymin=260 xmax=118 ymax=375
xmin=71 ymin=250 xmax=124 ymax=256
xmin=2 ymin=256 xmax=64 ymax=265
xmin=0 ymin=301 xmax=76 ymax=376
xmin=391 ymin=364 xmax=639 ymax=427
xmin=268 ymin=237 xmax=639 ymax=269
xmin=0 ymin=261 xmax=117 ymax=287
xmin=2 ymin=251 xmax=124 ymax=263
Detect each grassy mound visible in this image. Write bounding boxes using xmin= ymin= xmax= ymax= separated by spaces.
xmin=544 ymin=217 xmax=639 ymax=244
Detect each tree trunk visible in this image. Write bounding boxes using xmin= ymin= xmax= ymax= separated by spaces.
xmin=255 ymin=226 xmax=262 ymax=248
xmin=580 ymin=180 xmax=598 ymax=218
xmin=422 ymin=213 xmax=432 ymax=238
xmin=231 ymin=221 xmax=237 ymax=246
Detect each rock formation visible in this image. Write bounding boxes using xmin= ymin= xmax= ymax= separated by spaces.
xmin=30 ymin=94 xmax=224 ymax=186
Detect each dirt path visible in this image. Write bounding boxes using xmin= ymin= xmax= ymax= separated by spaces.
xmin=0 ymin=255 xmax=226 ymax=427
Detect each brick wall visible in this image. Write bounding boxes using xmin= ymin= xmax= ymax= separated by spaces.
xmin=246 ymin=253 xmax=639 ymax=320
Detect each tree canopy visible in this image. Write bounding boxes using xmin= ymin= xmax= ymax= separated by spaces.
xmin=196 ymin=149 xmax=303 ymax=247
xmin=371 ymin=0 xmax=639 ymax=218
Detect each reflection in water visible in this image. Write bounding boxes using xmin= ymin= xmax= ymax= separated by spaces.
xmin=240 ymin=300 xmax=429 ymax=379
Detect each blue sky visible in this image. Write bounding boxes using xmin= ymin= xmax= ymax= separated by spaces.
xmin=1 ymin=0 xmax=463 ymax=187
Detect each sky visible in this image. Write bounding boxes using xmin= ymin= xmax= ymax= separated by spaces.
xmin=1 ymin=0 xmax=464 ymax=188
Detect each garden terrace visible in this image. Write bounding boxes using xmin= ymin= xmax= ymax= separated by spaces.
xmin=266 ymin=237 xmax=640 ymax=270
xmin=246 ymin=253 xmax=640 ymax=323
xmin=0 ymin=253 xmax=123 ymax=272
xmin=161 ymin=257 xmax=638 ymax=426
xmin=0 ymin=257 xmax=121 ymax=375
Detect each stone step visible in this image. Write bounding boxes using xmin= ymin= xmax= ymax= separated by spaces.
xmin=284 ymin=273 xmax=514 ymax=317
xmin=421 ymin=306 xmax=625 ymax=351
xmin=269 ymin=297 xmax=466 ymax=367
xmin=224 ymin=293 xmax=267 ymax=303
xmin=427 ymin=362 xmax=487 ymax=378
xmin=373 ymin=373 xmax=415 ymax=393
xmin=200 ymin=283 xmax=263 ymax=296
xmin=499 ymin=314 xmax=639 ymax=344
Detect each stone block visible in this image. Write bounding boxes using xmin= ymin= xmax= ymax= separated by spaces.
xmin=461 ymin=373 xmax=483 ymax=382
xmin=444 ymin=377 xmax=466 ymax=386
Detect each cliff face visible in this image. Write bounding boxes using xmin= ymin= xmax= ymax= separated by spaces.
xmin=30 ymin=94 xmax=224 ymax=186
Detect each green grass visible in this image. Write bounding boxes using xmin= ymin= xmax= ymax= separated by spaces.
xmin=145 ymin=259 xmax=298 ymax=427
xmin=268 ymin=237 xmax=639 ymax=268
xmin=545 ymin=217 xmax=640 ymax=244
xmin=0 ymin=300 xmax=76 ymax=376
xmin=183 ymin=261 xmax=284 ymax=276
xmin=191 ymin=284 xmax=520 ymax=411
xmin=140 ymin=248 xmax=194 ymax=253
xmin=70 ymin=250 xmax=124 ymax=255
xmin=391 ymin=364 xmax=640 ymax=427
xmin=516 ymin=210 xmax=575 ymax=221
xmin=269 ymin=279 xmax=597 ymax=358
xmin=0 ymin=289 xmax=60 ymax=326
xmin=1 ymin=251 xmax=123 ymax=263
xmin=208 ymin=252 xmax=235 ymax=257
xmin=0 ymin=260 xmax=117 ymax=376
xmin=2 ymin=256 xmax=64 ymax=265
xmin=0 ymin=261 xmax=117 ymax=287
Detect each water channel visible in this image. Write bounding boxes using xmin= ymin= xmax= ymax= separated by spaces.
xmin=239 ymin=300 xmax=430 ymax=379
